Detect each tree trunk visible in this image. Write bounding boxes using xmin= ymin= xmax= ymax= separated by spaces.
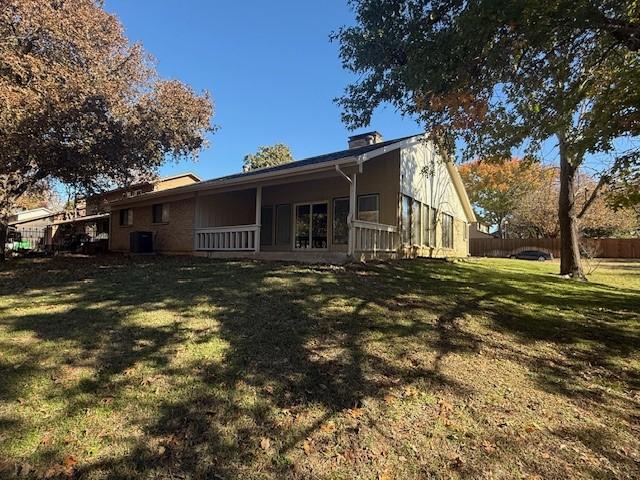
xmin=557 ymin=132 xmax=586 ymax=280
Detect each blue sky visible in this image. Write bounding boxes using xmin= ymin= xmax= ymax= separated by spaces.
xmin=104 ymin=0 xmax=421 ymax=181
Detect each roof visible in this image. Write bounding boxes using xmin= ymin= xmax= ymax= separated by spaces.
xmin=445 ymin=162 xmax=477 ymax=223
xmin=158 ymin=172 xmax=201 ymax=183
xmin=9 ymin=210 xmax=56 ymax=226
xmin=111 ymin=135 xmax=420 ymax=207
xmin=85 ymin=172 xmax=201 ymax=199
xmin=206 ymin=135 xmax=417 ymax=184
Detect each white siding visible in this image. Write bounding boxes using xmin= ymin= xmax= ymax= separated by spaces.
xmin=399 ymin=141 xmax=467 ymax=220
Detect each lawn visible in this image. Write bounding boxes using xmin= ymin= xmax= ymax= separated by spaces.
xmin=0 ymin=256 xmax=639 ymax=479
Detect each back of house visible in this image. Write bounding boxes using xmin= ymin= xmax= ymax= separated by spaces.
xmin=109 ymin=132 xmax=476 ymax=261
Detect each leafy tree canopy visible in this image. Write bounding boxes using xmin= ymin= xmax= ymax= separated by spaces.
xmin=243 ymin=144 xmax=293 ymax=171
xmin=459 ymin=158 xmax=554 ymax=237
xmin=335 ymin=0 xmax=640 ymax=278
xmin=460 ymin=159 xmax=638 ymax=238
xmin=0 ymin=0 xmax=215 ymax=252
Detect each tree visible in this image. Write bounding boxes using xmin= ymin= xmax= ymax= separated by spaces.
xmin=458 ymin=158 xmax=553 ymax=237
xmin=335 ymin=0 xmax=640 ymax=279
xmin=509 ymin=171 xmax=638 ymax=238
xmin=460 ymin=159 xmax=637 ymax=238
xmin=243 ymin=144 xmax=293 ymax=171
xmin=12 ymin=180 xmax=59 ymax=212
xmin=0 ymin=0 xmax=214 ymax=258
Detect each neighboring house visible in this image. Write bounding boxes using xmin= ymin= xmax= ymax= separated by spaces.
xmin=49 ymin=173 xmax=201 ymax=250
xmin=109 ymin=132 xmax=476 ymax=261
xmin=7 ymin=207 xmax=59 ymax=251
xmin=8 ymin=207 xmax=55 ymax=226
xmin=469 ymin=222 xmax=495 ymax=239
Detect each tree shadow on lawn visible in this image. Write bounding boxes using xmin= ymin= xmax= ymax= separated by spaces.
xmin=0 ymin=256 xmax=638 ymax=479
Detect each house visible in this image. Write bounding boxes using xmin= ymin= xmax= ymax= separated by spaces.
xmin=48 ymin=173 xmax=201 ymax=250
xmin=109 ymin=132 xmax=476 ymax=261
xmin=469 ymin=222 xmax=495 ymax=239
xmin=7 ymin=207 xmax=60 ymax=251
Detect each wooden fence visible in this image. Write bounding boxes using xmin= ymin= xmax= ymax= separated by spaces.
xmin=470 ymin=238 xmax=640 ymax=259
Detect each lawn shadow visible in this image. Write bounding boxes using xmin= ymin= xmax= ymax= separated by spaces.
xmin=0 ymin=256 xmax=638 ymax=479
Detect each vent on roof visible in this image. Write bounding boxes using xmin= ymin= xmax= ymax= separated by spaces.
xmin=348 ymin=131 xmax=383 ymax=149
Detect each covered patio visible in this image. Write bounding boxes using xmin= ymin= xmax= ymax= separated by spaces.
xmin=192 ymin=155 xmax=400 ymax=260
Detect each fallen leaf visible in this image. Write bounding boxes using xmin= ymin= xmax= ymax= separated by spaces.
xmin=403 ymin=385 xmax=418 ymax=398
xmin=482 ymin=441 xmax=496 ymax=455
xmin=347 ymin=408 xmax=364 ymax=419
xmin=320 ymin=422 xmax=336 ymax=434
xmin=302 ymin=440 xmax=313 ymax=455
xmin=383 ymin=394 xmax=396 ymax=404
xmin=260 ymin=437 xmax=271 ymax=450
xmin=40 ymin=432 xmax=53 ymax=446
xmin=438 ymin=398 xmax=453 ymax=418
xmin=378 ymin=470 xmax=393 ymax=480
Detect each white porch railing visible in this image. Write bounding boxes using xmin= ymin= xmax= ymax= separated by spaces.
xmin=194 ymin=225 xmax=259 ymax=251
xmin=352 ymin=220 xmax=398 ymax=252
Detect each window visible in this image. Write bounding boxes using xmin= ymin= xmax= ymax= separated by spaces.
xmin=333 ymin=198 xmax=349 ymax=244
xmin=412 ymin=200 xmax=421 ymax=245
xmin=401 ymin=195 xmax=411 ymax=245
xmin=152 ymin=203 xmax=169 ymax=223
xmin=357 ymin=194 xmax=379 ymax=223
xmin=442 ymin=213 xmax=454 ymax=249
xmin=119 ymin=208 xmax=133 ymax=226
xmin=295 ymin=202 xmax=328 ymax=249
xmin=261 ymin=206 xmax=274 ymax=246
xmin=430 ymin=207 xmax=437 ymax=246
xmin=423 ymin=206 xmax=430 ymax=246
xmin=126 ymin=189 xmax=143 ymax=198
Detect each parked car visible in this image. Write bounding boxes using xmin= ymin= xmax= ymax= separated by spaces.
xmin=509 ymin=250 xmax=553 ymax=261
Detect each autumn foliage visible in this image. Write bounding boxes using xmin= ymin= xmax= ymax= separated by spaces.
xmin=460 ymin=159 xmax=638 ymax=238
xmin=0 ymin=0 xmax=215 ymax=255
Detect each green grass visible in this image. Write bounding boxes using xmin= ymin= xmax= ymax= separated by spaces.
xmin=0 ymin=256 xmax=639 ymax=479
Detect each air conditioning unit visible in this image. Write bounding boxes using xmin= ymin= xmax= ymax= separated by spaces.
xmin=129 ymin=231 xmax=153 ymax=254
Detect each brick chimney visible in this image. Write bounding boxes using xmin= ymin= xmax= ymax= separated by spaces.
xmin=348 ymin=131 xmax=383 ymax=149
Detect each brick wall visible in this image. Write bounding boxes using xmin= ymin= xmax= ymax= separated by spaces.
xmin=110 ymin=197 xmax=196 ymax=254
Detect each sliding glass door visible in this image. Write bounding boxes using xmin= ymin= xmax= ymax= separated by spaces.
xmin=295 ymin=202 xmax=328 ymax=249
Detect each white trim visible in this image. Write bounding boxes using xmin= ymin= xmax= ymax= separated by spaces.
xmin=255 ymin=186 xmax=262 ymax=252
xmin=194 ymin=224 xmax=259 ymax=251
xmin=293 ymin=201 xmax=329 ymax=251
xmin=445 ymin=161 xmax=477 ymax=223
xmin=348 ymin=173 xmax=357 ymax=256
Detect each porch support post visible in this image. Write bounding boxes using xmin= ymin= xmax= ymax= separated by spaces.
xmin=255 ymin=185 xmax=262 ymax=252
xmin=193 ymin=192 xmax=200 ymax=251
xmin=347 ymin=172 xmax=357 ymax=256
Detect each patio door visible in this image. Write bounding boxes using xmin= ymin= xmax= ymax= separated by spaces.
xmin=294 ymin=202 xmax=328 ymax=249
